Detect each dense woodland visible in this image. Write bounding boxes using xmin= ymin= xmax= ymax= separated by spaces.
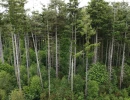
xmin=1 ymin=0 xmax=130 ymax=99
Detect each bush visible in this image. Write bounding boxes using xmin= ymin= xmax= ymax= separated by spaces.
xmin=10 ymin=89 xmax=24 ymax=100
xmin=88 ymin=63 xmax=109 ymax=84
xmin=0 ymin=89 xmax=6 ymax=100
xmin=87 ymin=80 xmax=99 ymax=99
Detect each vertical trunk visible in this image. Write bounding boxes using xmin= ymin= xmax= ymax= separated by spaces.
xmin=25 ymin=33 xmax=30 ymax=85
xmin=118 ymin=42 xmax=122 ymax=66
xmin=116 ymin=43 xmax=120 ymax=67
xmin=105 ymin=40 xmax=108 ymax=66
xmin=120 ymin=24 xmax=127 ymax=89
xmin=0 ymin=30 xmax=4 ymax=63
xmin=101 ymin=41 xmax=103 ymax=63
xmin=11 ymin=33 xmax=18 ymax=85
xmin=71 ymin=58 xmax=73 ymax=92
xmin=14 ymin=34 xmax=21 ymax=91
xmin=32 ymin=33 xmax=43 ymax=89
xmin=120 ymin=41 xmax=126 ymax=89
xmin=109 ymin=36 xmax=114 ymax=81
xmin=55 ymin=25 xmax=58 ymax=78
xmin=108 ymin=7 xmax=115 ymax=81
xmin=74 ymin=22 xmax=76 ymax=75
xmin=47 ymin=20 xmax=51 ymax=98
xmin=18 ymin=33 xmax=21 ymax=65
xmin=68 ymin=41 xmax=72 ymax=81
xmin=93 ymin=32 xmax=98 ymax=64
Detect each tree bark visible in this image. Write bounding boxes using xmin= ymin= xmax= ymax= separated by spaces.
xmin=68 ymin=41 xmax=72 ymax=81
xmin=55 ymin=25 xmax=58 ymax=78
xmin=0 ymin=29 xmax=4 ymax=63
xmin=105 ymin=40 xmax=108 ymax=66
xmin=108 ymin=36 xmax=114 ymax=81
xmin=71 ymin=58 xmax=74 ymax=92
xmin=74 ymin=21 xmax=76 ymax=75
xmin=120 ymin=23 xmax=127 ymax=89
xmin=14 ymin=34 xmax=21 ymax=91
xmin=11 ymin=33 xmax=18 ymax=85
xmin=25 ymin=33 xmax=30 ymax=85
xmin=32 ymin=33 xmax=43 ymax=89
xmin=93 ymin=32 xmax=98 ymax=64
xmin=47 ymin=20 xmax=51 ymax=98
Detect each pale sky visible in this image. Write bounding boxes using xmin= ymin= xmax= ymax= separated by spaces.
xmin=25 ymin=0 xmax=130 ymax=14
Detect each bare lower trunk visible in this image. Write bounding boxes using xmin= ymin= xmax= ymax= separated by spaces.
xmin=0 ymin=30 xmax=4 ymax=63
xmin=71 ymin=58 xmax=73 ymax=92
xmin=25 ymin=33 xmax=30 ymax=85
xmin=47 ymin=20 xmax=51 ymax=98
xmin=116 ymin=43 xmax=120 ymax=67
xmin=14 ymin=34 xmax=21 ymax=91
xmin=74 ymin=25 xmax=76 ymax=75
xmin=32 ymin=33 xmax=43 ymax=89
xmin=93 ymin=32 xmax=98 ymax=64
xmin=108 ymin=36 xmax=114 ymax=81
xmin=12 ymin=33 xmax=18 ymax=85
xmin=120 ymin=31 xmax=126 ymax=89
xmin=105 ymin=40 xmax=108 ymax=66
xmin=55 ymin=25 xmax=58 ymax=78
xmin=68 ymin=41 xmax=72 ymax=81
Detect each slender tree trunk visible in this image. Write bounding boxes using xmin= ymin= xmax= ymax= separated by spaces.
xmin=25 ymin=33 xmax=30 ymax=85
xmin=14 ymin=34 xmax=21 ymax=91
xmin=11 ymin=33 xmax=18 ymax=85
xmin=105 ymin=40 xmax=108 ymax=66
xmin=68 ymin=41 xmax=72 ymax=81
xmin=32 ymin=33 xmax=43 ymax=89
xmin=55 ymin=25 xmax=58 ymax=78
xmin=109 ymin=36 xmax=114 ymax=81
xmin=0 ymin=29 xmax=4 ymax=63
xmin=47 ymin=20 xmax=51 ymax=98
xmin=74 ymin=22 xmax=76 ymax=75
xmin=93 ymin=32 xmax=98 ymax=64
xmin=71 ymin=58 xmax=74 ymax=92
xmin=120 ymin=23 xmax=127 ymax=89
xmin=116 ymin=43 xmax=120 ymax=67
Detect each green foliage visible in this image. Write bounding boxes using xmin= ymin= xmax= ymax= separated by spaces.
xmin=0 ymin=89 xmax=6 ymax=100
xmin=87 ymin=80 xmax=99 ymax=99
xmin=74 ymin=75 xmax=84 ymax=93
xmin=0 ymin=62 xmax=14 ymax=74
xmin=10 ymin=89 xmax=24 ymax=100
xmin=0 ymin=70 xmax=15 ymax=93
xmin=88 ymin=63 xmax=109 ymax=84
xmin=23 ymin=75 xmax=42 ymax=100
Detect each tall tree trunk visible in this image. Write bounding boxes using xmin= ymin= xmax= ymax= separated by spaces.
xmin=0 ymin=29 xmax=4 ymax=63
xmin=71 ymin=58 xmax=74 ymax=92
xmin=55 ymin=25 xmax=58 ymax=78
xmin=47 ymin=20 xmax=51 ymax=98
xmin=105 ymin=40 xmax=108 ymax=66
xmin=68 ymin=41 xmax=72 ymax=81
xmin=120 ymin=23 xmax=127 ymax=89
xmin=25 ymin=33 xmax=30 ymax=85
xmin=116 ymin=43 xmax=120 ymax=67
xmin=14 ymin=34 xmax=21 ymax=91
xmin=108 ymin=36 xmax=114 ymax=81
xmin=32 ymin=33 xmax=43 ymax=89
xmin=11 ymin=33 xmax=18 ymax=85
xmin=74 ymin=22 xmax=76 ymax=75
xmin=93 ymin=32 xmax=98 ymax=64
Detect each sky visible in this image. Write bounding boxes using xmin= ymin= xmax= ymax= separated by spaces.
xmin=24 ymin=0 xmax=129 ymax=13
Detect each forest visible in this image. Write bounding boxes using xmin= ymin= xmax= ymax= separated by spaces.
xmin=0 ymin=0 xmax=130 ymax=99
